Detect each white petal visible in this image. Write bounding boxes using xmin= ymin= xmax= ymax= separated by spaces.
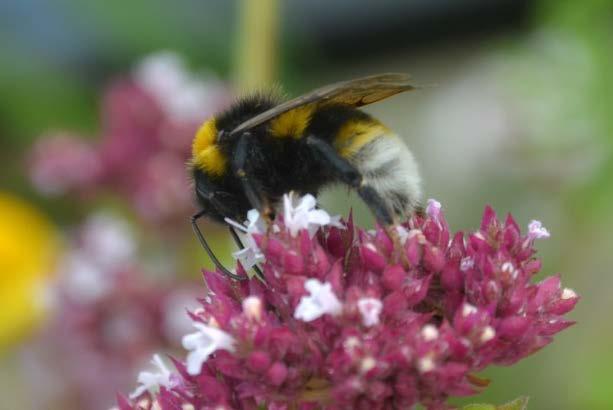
xmin=181 ymin=331 xmax=205 ymax=350
xmin=294 ymin=279 xmax=342 ymax=322
xmin=298 ymin=194 xmax=317 ymax=210
xmin=460 ymin=257 xmax=474 ymax=271
xmin=421 ymin=324 xmax=439 ymax=341
xmin=281 ymin=193 xmax=342 ymax=238
xmin=462 ymin=303 xmax=477 ymax=317
xmin=418 ymin=357 xmax=436 ymax=373
xmin=329 ymin=215 xmax=345 ymax=229
xmin=224 ymin=217 xmax=248 ymax=233
xmin=480 ymin=326 xmax=496 ymax=343
xmin=182 ymin=322 xmax=236 ymax=375
xmin=528 ymin=220 xmax=550 ymax=240
xmin=426 ymin=199 xmax=442 ymax=219
xmin=561 ymin=288 xmax=577 ymax=300
xmin=129 ymin=354 xmax=174 ymax=399
xmin=246 ymin=209 xmax=263 ymax=232
xmin=185 ymin=347 xmax=213 ymax=375
xmin=242 ymin=296 xmax=263 ymax=320
xmin=232 ymin=247 xmax=263 ymax=270
xmin=308 ymin=209 xmax=331 ymax=225
xmin=357 ymin=298 xmax=383 ymax=327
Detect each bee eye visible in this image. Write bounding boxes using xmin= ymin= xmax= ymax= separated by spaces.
xmin=217 ymin=129 xmax=225 ymax=141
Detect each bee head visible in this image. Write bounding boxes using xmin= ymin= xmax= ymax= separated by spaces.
xmin=193 ymin=168 xmax=249 ymax=224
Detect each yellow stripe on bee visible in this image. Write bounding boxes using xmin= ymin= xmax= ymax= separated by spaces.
xmin=191 ymin=118 xmax=227 ymax=176
xmin=269 ymin=105 xmax=314 ymax=139
xmin=334 ymin=119 xmax=390 ymax=158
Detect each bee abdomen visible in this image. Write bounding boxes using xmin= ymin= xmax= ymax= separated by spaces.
xmin=349 ymin=133 xmax=421 ymax=219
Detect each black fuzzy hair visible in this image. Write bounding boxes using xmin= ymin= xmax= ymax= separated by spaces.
xmin=216 ymin=91 xmax=283 ymax=133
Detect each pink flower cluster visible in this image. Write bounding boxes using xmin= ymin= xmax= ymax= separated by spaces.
xmin=28 ymin=52 xmax=231 ymax=225
xmin=121 ymin=199 xmax=577 ymax=410
xmin=21 ymin=212 xmax=199 ymax=410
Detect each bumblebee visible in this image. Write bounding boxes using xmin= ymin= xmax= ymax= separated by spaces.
xmin=190 ymin=73 xmax=421 ymax=280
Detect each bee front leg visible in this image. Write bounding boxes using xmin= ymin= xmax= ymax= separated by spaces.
xmin=232 ymin=133 xmax=274 ymax=225
xmin=305 ymin=135 xmax=409 ymax=266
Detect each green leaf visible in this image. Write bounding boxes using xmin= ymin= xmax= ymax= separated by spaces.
xmin=462 ymin=396 xmax=529 ymax=410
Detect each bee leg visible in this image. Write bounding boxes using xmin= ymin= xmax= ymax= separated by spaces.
xmin=232 ymin=133 xmax=276 ymax=231
xmin=191 ymin=210 xmax=249 ymax=281
xmin=305 ymin=135 xmax=409 ymax=266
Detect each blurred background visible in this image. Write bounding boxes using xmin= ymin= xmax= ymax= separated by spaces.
xmin=0 ymin=0 xmax=611 ymax=408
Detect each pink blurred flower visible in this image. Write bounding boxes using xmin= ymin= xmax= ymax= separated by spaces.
xmin=28 ymin=133 xmax=102 ymax=196
xmin=27 ymin=52 xmax=232 ymax=226
xmin=122 ymin=195 xmax=578 ymax=409
xmin=21 ymin=212 xmax=200 ymax=410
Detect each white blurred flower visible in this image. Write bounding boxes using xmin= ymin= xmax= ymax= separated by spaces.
xmin=59 ymin=251 xmax=110 ymax=303
xmin=294 ymin=279 xmax=342 ymax=322
xmin=283 ymin=193 xmax=343 ymax=237
xmin=182 ymin=322 xmax=236 ymax=376
xmin=130 ymin=354 xmax=177 ymax=399
xmin=58 ymin=212 xmax=136 ymax=303
xmin=80 ymin=212 xmax=136 ymax=270
xmin=357 ymin=297 xmax=383 ymax=327
xmin=134 ymin=51 xmax=224 ymax=122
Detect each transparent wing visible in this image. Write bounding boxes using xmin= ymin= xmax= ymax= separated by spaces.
xmin=230 ymin=73 xmax=415 ymax=135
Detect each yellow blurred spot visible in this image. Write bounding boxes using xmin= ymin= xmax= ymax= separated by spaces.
xmin=0 ymin=192 xmax=59 ymax=350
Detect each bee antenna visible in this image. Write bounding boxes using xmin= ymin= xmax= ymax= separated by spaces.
xmin=191 ymin=211 xmax=248 ymax=281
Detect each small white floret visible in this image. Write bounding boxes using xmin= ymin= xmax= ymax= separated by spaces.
xmin=418 ymin=357 xmax=436 ymax=373
xmin=561 ymin=288 xmax=577 ymax=300
xmin=426 ymin=198 xmax=442 ymax=219
xmin=294 ymin=279 xmax=342 ymax=322
xmin=462 ymin=303 xmax=477 ymax=317
xmin=130 ymin=354 xmax=176 ymax=399
xmin=460 ymin=257 xmax=474 ymax=271
xmin=242 ymin=296 xmax=263 ymax=320
xmin=283 ymin=193 xmax=344 ymax=237
xmin=421 ymin=324 xmax=439 ymax=341
xmin=182 ymin=322 xmax=235 ymax=375
xmin=480 ymin=326 xmax=496 ymax=343
xmin=226 ymin=210 xmax=266 ymax=270
xmin=528 ymin=220 xmax=550 ymax=240
xmin=357 ymin=297 xmax=383 ymax=327
xmin=360 ymin=357 xmax=377 ymax=373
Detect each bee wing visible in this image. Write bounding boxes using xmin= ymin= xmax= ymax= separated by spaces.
xmin=230 ymin=73 xmax=415 ymax=135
